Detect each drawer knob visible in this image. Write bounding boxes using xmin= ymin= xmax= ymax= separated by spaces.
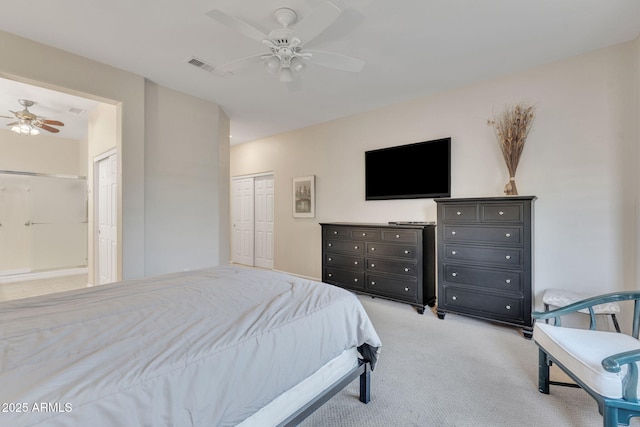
xmin=404 ymin=287 xmax=410 ymax=292
xmin=354 ymin=261 xmax=359 ymax=265
xmin=452 ymin=296 xmax=457 ymax=301
xmin=404 ymin=267 xmax=410 ymax=272
xmin=505 ymin=255 xmax=511 ymax=260
xmin=371 ymin=247 xmax=376 ymax=251
xmin=505 ymin=233 xmax=511 ymax=238
xmin=505 ymin=279 xmax=511 ymax=284
xmin=451 ymin=231 xmax=457 ymax=235
xmin=354 ymin=278 xmax=359 ymax=282
xmin=499 ymin=211 xmax=504 ymax=215
xmin=404 ymin=250 xmax=410 ymax=254
xmin=451 ymin=251 xmax=457 ymax=255
xmin=328 ymin=257 xmax=333 ymax=261
xmin=333 ymin=231 xmax=338 ymax=234
xmin=456 ymin=211 xmax=462 ymax=215
xmin=328 ymin=273 xmax=333 ymax=277
xmin=452 ymin=272 xmax=458 ymax=277
xmin=371 ymin=263 xmax=375 ymax=267
xmin=354 ymin=245 xmax=359 ymax=249
xmin=371 ymin=281 xmax=376 ymax=286
xmin=362 ymin=233 xmax=367 ymax=237
xmin=396 ymin=234 xmax=400 ymax=238
xmin=506 ymin=305 xmax=511 ymax=310
xmin=328 ymin=243 xmax=332 ymax=247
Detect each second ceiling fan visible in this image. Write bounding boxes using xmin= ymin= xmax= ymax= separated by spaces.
xmin=206 ymin=1 xmax=364 ymax=82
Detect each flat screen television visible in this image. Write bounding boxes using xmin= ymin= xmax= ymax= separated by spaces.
xmin=365 ymin=137 xmax=451 ymax=200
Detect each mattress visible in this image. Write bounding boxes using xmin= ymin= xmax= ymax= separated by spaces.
xmin=0 ymin=265 xmax=381 ymax=426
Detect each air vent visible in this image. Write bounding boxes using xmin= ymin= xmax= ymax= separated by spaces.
xmin=187 ymin=56 xmax=215 ymax=73
xmin=67 ymin=107 xmax=85 ymax=116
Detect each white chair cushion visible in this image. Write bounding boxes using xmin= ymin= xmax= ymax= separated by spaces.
xmin=534 ymin=323 xmax=640 ymax=398
xmin=542 ymin=289 xmax=621 ymax=314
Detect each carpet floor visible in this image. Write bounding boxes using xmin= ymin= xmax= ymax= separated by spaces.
xmin=301 ymin=295 xmax=640 ymax=427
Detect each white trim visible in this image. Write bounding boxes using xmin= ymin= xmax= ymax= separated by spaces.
xmin=0 ymin=267 xmax=88 ymax=284
xmin=232 ymin=171 xmax=274 ymax=180
xmin=93 ymin=148 xmax=117 ymax=163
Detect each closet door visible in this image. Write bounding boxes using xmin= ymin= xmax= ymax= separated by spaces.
xmin=254 ymin=176 xmax=274 ymax=269
xmin=232 ymin=177 xmax=255 ymax=266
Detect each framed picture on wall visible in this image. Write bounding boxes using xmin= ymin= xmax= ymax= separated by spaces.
xmin=293 ymin=175 xmax=315 ymax=218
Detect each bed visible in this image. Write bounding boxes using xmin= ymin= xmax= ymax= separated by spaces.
xmin=0 ymin=265 xmax=381 ymax=426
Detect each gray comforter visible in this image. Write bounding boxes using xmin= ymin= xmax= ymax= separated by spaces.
xmin=0 ymin=266 xmax=380 ymax=426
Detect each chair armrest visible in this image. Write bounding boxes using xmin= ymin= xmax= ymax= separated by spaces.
xmin=603 ymin=349 xmax=640 ymax=373
xmin=533 ymin=291 xmax=640 ymax=320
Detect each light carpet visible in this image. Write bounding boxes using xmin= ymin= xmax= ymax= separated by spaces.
xmin=301 ymin=295 xmax=640 ymax=427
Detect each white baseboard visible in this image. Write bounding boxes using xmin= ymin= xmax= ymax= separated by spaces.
xmin=0 ymin=267 xmax=88 ymax=284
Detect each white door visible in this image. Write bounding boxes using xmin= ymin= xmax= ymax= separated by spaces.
xmin=0 ymin=174 xmax=31 ymax=275
xmin=232 ymin=177 xmax=255 ymax=266
xmin=254 ymin=176 xmax=274 ymax=269
xmin=97 ymin=152 xmax=118 ymax=284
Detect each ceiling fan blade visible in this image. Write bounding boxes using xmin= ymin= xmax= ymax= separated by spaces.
xmin=34 ymin=123 xmax=60 ymax=133
xmin=206 ymin=9 xmax=269 ymax=43
xmin=306 ymin=50 xmax=365 ymax=72
xmin=42 ymin=119 xmax=64 ymax=126
xmin=215 ymin=54 xmax=266 ymax=75
xmin=292 ymin=1 xmax=341 ymax=44
xmin=5 ymin=121 xmax=19 ymax=127
xmin=0 ymin=115 xmax=15 ymax=119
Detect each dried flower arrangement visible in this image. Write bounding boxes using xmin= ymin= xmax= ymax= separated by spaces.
xmin=487 ymin=103 xmax=536 ymax=195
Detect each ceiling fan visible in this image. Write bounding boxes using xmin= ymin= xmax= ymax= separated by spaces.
xmin=206 ymin=1 xmax=365 ymax=82
xmin=1 ymin=99 xmax=64 ymax=135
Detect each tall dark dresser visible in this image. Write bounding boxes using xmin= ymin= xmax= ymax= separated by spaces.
xmin=434 ymin=196 xmax=536 ymax=338
xmin=320 ymin=223 xmax=436 ymax=314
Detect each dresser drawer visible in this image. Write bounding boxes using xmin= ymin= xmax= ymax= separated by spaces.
xmin=325 ymin=254 xmax=364 ymax=270
xmin=366 ymin=242 xmax=417 ymax=259
xmin=366 ymin=258 xmax=418 ymax=277
xmin=441 ymin=204 xmax=478 ymax=222
xmin=443 ymin=244 xmax=522 ymax=267
xmin=442 ymin=264 xmax=523 ymax=293
xmin=442 ymin=225 xmax=522 ymax=246
xmin=325 ymin=240 xmax=365 ymax=254
xmin=351 ymin=229 xmax=381 ymax=240
xmin=324 ymin=227 xmax=351 ymax=239
xmin=324 ymin=268 xmax=365 ymax=290
xmin=441 ymin=286 xmax=524 ymax=322
xmin=381 ymin=230 xmax=418 ymax=243
xmin=481 ymin=203 xmax=523 ymax=222
xmin=367 ymin=274 xmax=417 ymax=301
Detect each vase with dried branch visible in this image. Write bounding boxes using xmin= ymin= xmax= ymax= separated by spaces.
xmin=487 ymin=103 xmax=536 ymax=195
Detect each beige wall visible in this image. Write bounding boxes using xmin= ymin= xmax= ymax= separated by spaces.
xmin=231 ymin=38 xmax=640 ymax=309
xmin=0 ymin=29 xmax=230 ymax=280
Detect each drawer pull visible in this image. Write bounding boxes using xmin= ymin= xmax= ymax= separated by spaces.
xmin=456 ymin=211 xmax=462 ymax=216
xmin=328 ymin=243 xmax=332 ymax=247
xmin=333 ymin=231 xmax=338 ymax=234
xmin=404 ymin=250 xmax=410 ymax=254
xmin=505 ymin=279 xmax=511 ymax=284
xmin=451 ymin=231 xmax=457 ymax=235
xmin=499 ymin=211 xmax=504 ymax=216
xmin=328 ymin=257 xmax=333 ymax=261
xmin=451 ymin=251 xmax=457 ymax=255
xmin=452 ymin=296 xmax=458 ymax=301
xmin=370 ymin=247 xmax=376 ymax=251
xmin=354 ymin=278 xmax=359 ymax=282
xmin=452 ymin=272 xmax=458 ymax=277
xmin=404 ymin=287 xmax=410 ymax=292
xmin=354 ymin=261 xmax=359 ymax=265
xmin=371 ymin=263 xmax=375 ymax=268
xmin=354 ymin=245 xmax=359 ymax=250
xmin=506 ymin=305 xmax=511 ymax=310
xmin=362 ymin=233 xmax=367 ymax=237
xmin=505 ymin=255 xmax=511 ymax=260
xmin=371 ymin=281 xmax=376 ymax=286
xmin=328 ymin=273 xmax=333 ymax=277
xmin=396 ymin=234 xmax=400 ymax=238
xmin=404 ymin=267 xmax=410 ymax=272
xmin=505 ymin=233 xmax=511 ymax=238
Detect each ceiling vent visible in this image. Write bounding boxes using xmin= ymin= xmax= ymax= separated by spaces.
xmin=186 ymin=57 xmax=230 ymax=77
xmin=67 ymin=107 xmax=85 ymax=116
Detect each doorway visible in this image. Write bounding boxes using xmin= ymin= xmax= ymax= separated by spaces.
xmin=232 ymin=174 xmax=274 ymax=269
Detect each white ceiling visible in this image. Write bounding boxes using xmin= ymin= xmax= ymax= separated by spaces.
xmin=0 ymin=0 xmax=638 ymax=144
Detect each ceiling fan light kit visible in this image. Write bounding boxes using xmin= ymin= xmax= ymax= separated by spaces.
xmin=1 ymin=99 xmax=65 ymax=136
xmin=206 ymin=2 xmax=364 ymax=83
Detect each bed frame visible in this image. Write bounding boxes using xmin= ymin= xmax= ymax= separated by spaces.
xmin=279 ymin=360 xmax=371 ymax=426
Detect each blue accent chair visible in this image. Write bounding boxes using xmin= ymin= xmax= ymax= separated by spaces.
xmin=533 ymin=291 xmax=640 ymax=427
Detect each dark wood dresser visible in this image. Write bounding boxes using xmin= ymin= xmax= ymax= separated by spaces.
xmin=320 ymin=223 xmax=436 ymax=314
xmin=434 ymin=196 xmax=536 ymax=338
